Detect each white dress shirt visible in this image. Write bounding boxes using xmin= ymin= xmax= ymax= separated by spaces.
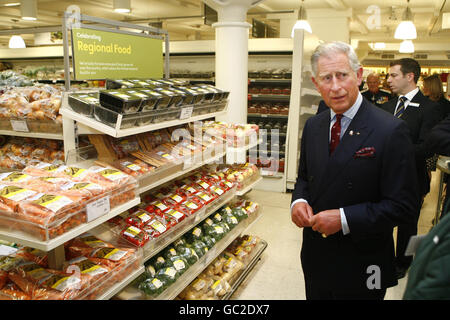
xmin=394 ymin=87 xmax=419 ymax=114
xmin=291 ymin=92 xmax=364 ymax=235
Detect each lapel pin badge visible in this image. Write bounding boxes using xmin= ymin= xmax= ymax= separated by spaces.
xmin=356 ymin=131 xmax=360 ymax=135
xmin=349 ymin=130 xmax=354 ymax=136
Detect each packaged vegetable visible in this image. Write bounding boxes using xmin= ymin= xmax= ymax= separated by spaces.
xmin=139 ymin=276 xmax=166 ymax=297
xmin=120 ymin=225 xmax=150 ymax=247
xmin=177 ymin=247 xmax=199 ymax=266
xmin=125 ymin=209 xmax=153 ymax=229
xmin=168 ymin=255 xmax=189 ymax=275
xmin=156 ymin=266 xmax=179 ymax=285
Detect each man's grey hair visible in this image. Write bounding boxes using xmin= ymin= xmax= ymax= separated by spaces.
xmin=310 ymin=41 xmax=361 ymax=77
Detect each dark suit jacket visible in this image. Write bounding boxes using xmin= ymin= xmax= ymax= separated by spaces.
xmin=292 ymin=98 xmax=420 ymax=292
xmin=381 ymin=90 xmax=441 ymax=196
xmin=316 ymin=100 xmax=328 ymax=114
xmin=426 ymin=114 xmax=450 ymax=157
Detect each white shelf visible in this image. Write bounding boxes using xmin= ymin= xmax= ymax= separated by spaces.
xmin=138 ymin=151 xmax=226 ymax=195
xmin=236 ymin=176 xmax=263 ymax=196
xmin=0 ymin=130 xmax=64 ymax=140
xmin=97 ymin=266 xmax=145 ymax=300
xmin=60 ymin=106 xmax=226 ymax=138
xmin=138 ymin=139 xmax=261 ymax=195
xmin=0 ymin=197 xmax=140 ymax=252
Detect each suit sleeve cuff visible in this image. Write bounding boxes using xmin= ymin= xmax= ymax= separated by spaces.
xmin=291 ymin=199 xmax=308 ymax=211
xmin=340 ymin=208 xmax=350 ymax=235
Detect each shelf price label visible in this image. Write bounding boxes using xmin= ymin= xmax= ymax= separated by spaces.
xmin=10 ymin=120 xmax=29 ymax=132
xmin=180 ymin=106 xmax=194 ymax=120
xmin=86 ymin=196 xmax=110 ymax=222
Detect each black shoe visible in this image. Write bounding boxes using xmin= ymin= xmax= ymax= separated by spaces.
xmin=395 ymin=266 xmax=408 ymax=280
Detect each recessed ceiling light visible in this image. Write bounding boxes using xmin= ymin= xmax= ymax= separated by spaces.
xmin=114 ymin=0 xmax=131 ymax=13
xmin=21 ymin=0 xmax=37 ymax=21
xmin=4 ymin=2 xmax=20 ymax=6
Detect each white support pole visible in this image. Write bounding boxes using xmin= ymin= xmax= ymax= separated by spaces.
xmin=205 ymin=0 xmax=265 ymax=124
xmin=214 ymin=21 xmax=251 ymax=124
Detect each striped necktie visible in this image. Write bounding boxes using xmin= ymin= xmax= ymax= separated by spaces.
xmin=394 ymin=96 xmax=407 ymax=118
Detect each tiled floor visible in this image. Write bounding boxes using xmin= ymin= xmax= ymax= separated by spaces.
xmin=230 ymin=171 xmax=442 ymax=300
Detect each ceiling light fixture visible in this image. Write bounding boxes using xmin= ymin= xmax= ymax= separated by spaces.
xmin=21 ymin=0 xmax=37 ymax=21
xmin=114 ymin=0 xmax=131 ymax=13
xmin=4 ymin=2 xmax=20 ymax=6
xmin=442 ymin=12 xmax=450 ymax=29
xmin=291 ymin=0 xmax=312 ymax=37
xmin=374 ymin=42 xmax=386 ymax=50
xmin=9 ymin=35 xmax=26 ymax=48
xmin=399 ymin=40 xmax=414 ymax=53
xmin=394 ymin=0 xmax=417 ymax=39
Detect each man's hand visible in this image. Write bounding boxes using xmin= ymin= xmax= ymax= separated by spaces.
xmin=291 ymin=201 xmax=314 ymax=228
xmin=310 ymin=209 xmax=342 ymax=236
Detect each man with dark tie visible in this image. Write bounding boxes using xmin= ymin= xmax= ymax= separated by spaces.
xmin=382 ymin=58 xmax=441 ymax=279
xmin=291 ymin=42 xmax=420 ymax=300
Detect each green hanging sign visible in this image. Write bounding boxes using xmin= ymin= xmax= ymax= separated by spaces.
xmin=71 ymin=27 xmax=163 ymax=80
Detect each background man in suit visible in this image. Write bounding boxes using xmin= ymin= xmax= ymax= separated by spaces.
xmin=383 ymin=58 xmax=441 ymax=279
xmin=291 ymin=41 xmax=420 ymax=300
xmin=425 ymin=114 xmax=450 ymax=218
xmin=361 ymin=73 xmax=393 ymax=108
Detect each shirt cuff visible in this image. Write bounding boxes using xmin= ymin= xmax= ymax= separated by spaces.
xmin=291 ymin=199 xmax=308 ymax=211
xmin=340 ymin=208 xmax=350 ymax=235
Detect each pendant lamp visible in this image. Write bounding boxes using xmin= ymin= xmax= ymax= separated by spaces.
xmin=9 ymin=35 xmax=26 ymax=48
xmin=291 ymin=0 xmax=312 ymax=37
xmin=399 ymin=40 xmax=414 ymax=53
xmin=114 ymin=0 xmax=131 ymax=13
xmin=394 ymin=1 xmax=417 ymax=39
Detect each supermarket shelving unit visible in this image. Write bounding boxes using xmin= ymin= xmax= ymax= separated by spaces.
xmin=115 ymin=206 xmax=264 ymax=300
xmin=285 ymin=29 xmax=321 ymax=191
xmin=0 ymin=13 xmax=266 ymax=301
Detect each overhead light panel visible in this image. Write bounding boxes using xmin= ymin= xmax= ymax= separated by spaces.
xmin=374 ymin=42 xmax=386 ymax=50
xmin=394 ymin=1 xmax=416 ymax=39
xmin=291 ymin=0 xmax=312 ymax=37
xmin=4 ymin=2 xmax=20 ymax=6
xmin=9 ymin=35 xmax=26 ymax=48
xmin=114 ymin=0 xmax=131 ymax=13
xmin=399 ymin=40 xmax=414 ymax=53
xmin=442 ymin=12 xmax=450 ymax=29
xmin=21 ymin=0 xmax=37 ymax=21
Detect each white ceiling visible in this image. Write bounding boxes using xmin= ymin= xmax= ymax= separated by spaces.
xmin=0 ymin=0 xmax=449 ymax=60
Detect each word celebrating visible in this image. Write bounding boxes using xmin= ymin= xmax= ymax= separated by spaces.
xmin=76 ymin=41 xmax=132 ymax=55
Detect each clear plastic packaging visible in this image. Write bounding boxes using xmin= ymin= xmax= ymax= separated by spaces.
xmin=67 ymin=92 xmax=99 ymax=117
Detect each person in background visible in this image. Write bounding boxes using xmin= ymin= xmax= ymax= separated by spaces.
xmin=383 ymin=58 xmax=441 ymax=280
xmin=425 ymin=113 xmax=450 ymax=219
xmin=422 ymin=74 xmax=450 ymax=121
xmin=361 ymin=73 xmax=393 ymax=108
xmin=403 ymin=114 xmax=450 ymax=300
xmin=421 ymin=74 xmax=450 ymax=180
xmin=291 ymin=41 xmax=420 ymax=300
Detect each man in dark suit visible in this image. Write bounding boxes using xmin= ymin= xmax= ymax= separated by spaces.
xmin=361 ymin=73 xmax=393 ymax=108
xmin=291 ymin=42 xmax=420 ymax=300
xmin=382 ymin=58 xmax=441 ymax=279
xmin=316 ymin=100 xmax=328 ymax=114
xmin=425 ymin=114 xmax=450 ymax=218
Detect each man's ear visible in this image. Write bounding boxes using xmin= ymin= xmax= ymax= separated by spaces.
xmin=356 ymin=67 xmax=363 ymax=86
xmin=312 ymin=76 xmax=319 ymax=90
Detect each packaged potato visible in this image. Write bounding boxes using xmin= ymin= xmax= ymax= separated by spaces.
xmin=8 ymin=260 xmax=82 ymax=300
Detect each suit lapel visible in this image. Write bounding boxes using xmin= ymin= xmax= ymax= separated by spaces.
xmin=312 ymin=101 xmax=374 ymax=201
xmin=308 ymin=111 xmax=331 ymax=201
